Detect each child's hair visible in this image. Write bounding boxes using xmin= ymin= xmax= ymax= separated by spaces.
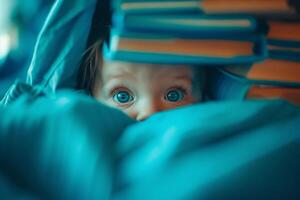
xmin=77 ymin=39 xmax=103 ymax=94
xmin=76 ymin=0 xmax=110 ymax=94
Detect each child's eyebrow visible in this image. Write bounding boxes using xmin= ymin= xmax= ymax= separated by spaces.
xmin=106 ymin=71 xmax=137 ymax=81
xmin=173 ymin=75 xmax=192 ymax=79
xmin=170 ymin=75 xmax=193 ymax=81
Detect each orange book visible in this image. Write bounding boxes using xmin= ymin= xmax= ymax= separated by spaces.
xmin=208 ymin=67 xmax=300 ymax=103
xmin=267 ymin=21 xmax=300 ymax=42
xmin=225 ymin=59 xmax=300 ymax=83
xmin=248 ymin=59 xmax=300 ymax=83
xmin=116 ymin=0 xmax=298 ymax=15
xmin=114 ymin=37 xmax=254 ymax=58
xmin=201 ymin=0 xmax=296 ymax=14
xmin=247 ymin=86 xmax=300 ymax=105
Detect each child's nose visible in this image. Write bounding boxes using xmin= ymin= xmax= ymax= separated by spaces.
xmin=135 ymin=98 xmax=161 ymax=121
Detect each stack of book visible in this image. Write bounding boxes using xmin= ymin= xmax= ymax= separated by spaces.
xmin=105 ymin=0 xmax=276 ymax=65
xmin=266 ymin=20 xmax=300 ymax=61
xmin=207 ymin=19 xmax=300 ymax=105
xmin=207 ymin=63 xmax=300 ymax=105
xmin=104 ymin=0 xmax=300 ymax=104
xmin=206 ymin=58 xmax=300 ymax=105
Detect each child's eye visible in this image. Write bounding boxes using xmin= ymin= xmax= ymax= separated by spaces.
xmin=164 ymin=88 xmax=185 ymax=102
xmin=113 ymin=90 xmax=134 ymax=104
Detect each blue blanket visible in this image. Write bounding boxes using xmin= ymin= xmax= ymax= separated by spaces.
xmin=1 ymin=91 xmax=300 ymax=199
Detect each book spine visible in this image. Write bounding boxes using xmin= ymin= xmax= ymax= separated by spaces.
xmin=112 ymin=13 xmax=258 ymax=36
xmin=112 ymin=0 xmax=203 ymax=14
xmin=104 ymin=29 xmax=267 ymax=65
xmin=201 ymin=0 xmax=297 ymax=15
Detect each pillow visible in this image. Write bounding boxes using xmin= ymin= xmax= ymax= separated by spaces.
xmin=1 ymin=90 xmax=300 ymax=200
xmin=115 ymin=100 xmax=300 ymax=200
xmin=0 ymin=90 xmax=134 ymax=199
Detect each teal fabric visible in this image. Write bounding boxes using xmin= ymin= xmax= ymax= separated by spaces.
xmin=1 ymin=0 xmax=97 ymax=103
xmin=1 ymin=91 xmax=300 ymax=199
xmin=0 ymin=91 xmax=134 ymax=199
xmin=26 ymin=0 xmax=96 ymax=93
xmin=27 ymin=0 xmax=96 ymax=90
xmin=116 ymin=100 xmax=300 ymax=200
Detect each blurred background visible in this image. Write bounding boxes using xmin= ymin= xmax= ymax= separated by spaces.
xmin=0 ymin=0 xmax=54 ymax=98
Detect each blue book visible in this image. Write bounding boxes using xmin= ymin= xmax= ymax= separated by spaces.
xmin=103 ymin=29 xmax=267 ymax=65
xmin=268 ymin=44 xmax=300 ymax=62
xmin=112 ymin=13 xmax=258 ymax=36
xmin=112 ymin=0 xmax=299 ymax=15
xmin=112 ymin=0 xmax=203 ymax=14
xmin=224 ymin=59 xmax=300 ymax=86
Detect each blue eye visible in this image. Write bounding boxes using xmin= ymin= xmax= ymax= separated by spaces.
xmin=113 ymin=91 xmax=134 ymax=104
xmin=165 ymin=89 xmax=185 ymax=102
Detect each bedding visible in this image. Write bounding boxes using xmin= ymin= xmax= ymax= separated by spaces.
xmin=0 ymin=90 xmax=134 ymax=199
xmin=1 ymin=90 xmax=300 ymax=199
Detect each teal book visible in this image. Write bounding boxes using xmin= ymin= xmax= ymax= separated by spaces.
xmin=268 ymin=44 xmax=300 ymax=61
xmin=112 ymin=0 xmax=203 ymax=14
xmin=112 ymin=13 xmax=258 ymax=36
xmin=112 ymin=0 xmax=299 ymax=15
xmin=103 ymin=29 xmax=267 ymax=65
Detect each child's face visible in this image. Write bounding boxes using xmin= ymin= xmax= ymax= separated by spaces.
xmin=93 ymin=61 xmax=201 ymax=120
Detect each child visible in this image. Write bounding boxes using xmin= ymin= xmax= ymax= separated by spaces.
xmin=77 ymin=40 xmax=204 ymax=121
xmin=73 ymin=0 xmax=205 ymax=121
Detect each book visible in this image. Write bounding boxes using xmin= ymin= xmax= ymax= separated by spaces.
xmin=113 ymin=0 xmax=299 ymax=15
xmin=206 ymin=66 xmax=300 ymax=105
xmin=224 ymin=59 xmax=300 ymax=85
xmin=200 ymin=0 xmax=298 ymax=15
xmin=265 ymin=20 xmax=300 ymax=61
xmin=247 ymin=85 xmax=300 ymax=105
xmin=267 ymin=20 xmax=300 ymax=42
xmin=112 ymin=0 xmax=203 ymax=14
xmin=268 ymin=45 xmax=300 ymax=61
xmin=112 ymin=13 xmax=258 ymax=35
xmin=103 ymin=29 xmax=267 ymax=65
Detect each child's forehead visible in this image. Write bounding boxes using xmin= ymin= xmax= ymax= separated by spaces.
xmin=102 ymin=61 xmax=194 ymax=78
